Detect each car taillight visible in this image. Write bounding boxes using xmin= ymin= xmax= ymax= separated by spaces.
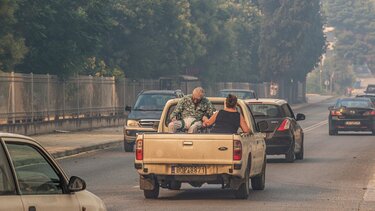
xmin=277 ymin=119 xmax=290 ymax=131
xmin=233 ymin=140 xmax=242 ymax=161
xmin=136 ymin=139 xmax=143 ymax=160
xmin=330 ymin=110 xmax=342 ymax=116
xmin=364 ymin=110 xmax=375 ymax=116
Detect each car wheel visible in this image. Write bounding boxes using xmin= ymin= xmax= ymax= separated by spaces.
xmin=234 ymin=162 xmax=250 ymax=199
xmin=124 ymin=141 xmax=134 ymax=152
xmin=329 ymin=130 xmax=337 ymax=136
xmin=295 ymin=140 xmax=304 ymax=160
xmin=285 ymin=142 xmax=295 ymax=163
xmin=144 ymin=181 xmax=160 ymax=199
xmin=251 ymin=156 xmax=266 ymax=190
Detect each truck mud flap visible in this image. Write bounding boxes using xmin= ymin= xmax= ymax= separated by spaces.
xmin=140 ymin=176 xmax=156 ymax=190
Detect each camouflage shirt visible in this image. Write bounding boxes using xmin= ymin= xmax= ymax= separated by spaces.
xmin=170 ymin=95 xmax=215 ymax=121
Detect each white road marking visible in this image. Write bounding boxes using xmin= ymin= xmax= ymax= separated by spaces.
xmin=364 ymin=173 xmax=375 ymax=202
xmin=304 ymin=120 xmax=328 ymax=133
xmin=133 ymin=185 xmax=140 ymax=188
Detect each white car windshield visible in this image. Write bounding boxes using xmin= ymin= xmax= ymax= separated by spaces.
xmin=220 ymin=91 xmax=255 ymax=99
xmin=134 ymin=94 xmax=175 ymax=111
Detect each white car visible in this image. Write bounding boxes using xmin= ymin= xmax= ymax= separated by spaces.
xmin=0 ymin=132 xmax=106 ymax=211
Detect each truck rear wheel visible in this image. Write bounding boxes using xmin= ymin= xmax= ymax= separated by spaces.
xmin=234 ymin=164 xmax=250 ymax=199
xmin=251 ymin=156 xmax=266 ymax=190
xmin=144 ymin=181 xmax=160 ymax=199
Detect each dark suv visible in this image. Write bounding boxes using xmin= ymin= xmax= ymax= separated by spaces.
xmin=123 ymin=90 xmax=184 ymax=152
xmin=246 ymin=98 xmax=305 ymax=162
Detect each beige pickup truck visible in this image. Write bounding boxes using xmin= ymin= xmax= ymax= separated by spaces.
xmin=134 ymin=98 xmax=268 ymax=199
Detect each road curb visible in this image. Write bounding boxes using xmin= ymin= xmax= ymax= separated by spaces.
xmin=51 ymin=140 xmax=123 ymax=159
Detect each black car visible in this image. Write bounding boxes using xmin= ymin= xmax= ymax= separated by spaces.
xmin=246 ymin=99 xmax=305 ymax=162
xmin=219 ymin=89 xmax=257 ymax=99
xmin=328 ymin=98 xmax=375 ymax=135
xmin=124 ymin=90 xmax=184 ymax=152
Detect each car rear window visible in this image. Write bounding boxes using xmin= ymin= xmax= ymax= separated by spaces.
xmin=336 ymin=99 xmax=374 ymax=108
xmin=248 ymin=104 xmax=281 ymax=118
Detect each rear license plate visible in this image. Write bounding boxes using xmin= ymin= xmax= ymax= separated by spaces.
xmin=345 ymin=121 xmax=361 ymax=126
xmin=171 ymin=165 xmax=206 ymax=175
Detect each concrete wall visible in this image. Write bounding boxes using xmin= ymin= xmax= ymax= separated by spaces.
xmin=0 ymin=116 xmax=126 ymax=136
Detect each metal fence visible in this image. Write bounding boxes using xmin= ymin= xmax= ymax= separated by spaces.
xmin=0 ymin=72 xmax=304 ymax=125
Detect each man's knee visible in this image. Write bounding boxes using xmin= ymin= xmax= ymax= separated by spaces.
xmin=168 ymin=121 xmax=182 ymax=133
xmin=188 ymin=122 xmax=202 ymax=133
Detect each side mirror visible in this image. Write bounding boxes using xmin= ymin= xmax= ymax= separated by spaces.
xmin=296 ymin=113 xmax=305 ymax=121
xmin=68 ymin=176 xmax=86 ymax=192
xmin=257 ymin=120 xmax=269 ymax=132
xmin=152 ymin=121 xmax=159 ymax=130
xmin=125 ymin=106 xmax=132 ymax=112
xmin=328 ymin=106 xmax=334 ymax=110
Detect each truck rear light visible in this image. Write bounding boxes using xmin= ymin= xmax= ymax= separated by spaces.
xmin=136 ymin=139 xmax=143 ymax=160
xmin=330 ymin=110 xmax=342 ymax=116
xmin=364 ymin=110 xmax=375 ymax=116
xmin=277 ymin=119 xmax=290 ymax=131
xmin=233 ymin=140 xmax=242 ymax=161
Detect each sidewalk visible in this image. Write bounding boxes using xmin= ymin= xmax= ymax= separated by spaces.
xmin=34 ymin=94 xmax=335 ymax=159
xmin=32 ymin=127 xmax=123 ymax=159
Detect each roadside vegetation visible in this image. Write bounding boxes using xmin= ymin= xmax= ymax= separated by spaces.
xmin=1 ymin=0 xmax=324 ymax=86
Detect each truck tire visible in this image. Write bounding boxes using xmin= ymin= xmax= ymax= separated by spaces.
xmin=144 ymin=181 xmax=160 ymax=199
xmin=295 ymin=140 xmax=304 ymax=160
xmin=124 ymin=141 xmax=134 ymax=152
xmin=234 ymin=163 xmax=250 ymax=199
xmin=285 ymin=142 xmax=295 ymax=163
xmin=251 ymin=156 xmax=266 ymax=190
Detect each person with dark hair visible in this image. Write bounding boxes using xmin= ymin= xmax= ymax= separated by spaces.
xmin=203 ymin=94 xmax=250 ymax=134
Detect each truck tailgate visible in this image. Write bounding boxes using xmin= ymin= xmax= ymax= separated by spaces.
xmin=142 ymin=134 xmax=235 ymax=164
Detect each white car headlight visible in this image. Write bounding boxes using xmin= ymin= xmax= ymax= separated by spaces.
xmin=127 ymin=120 xmax=139 ymax=127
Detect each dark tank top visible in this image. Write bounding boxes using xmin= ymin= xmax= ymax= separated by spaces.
xmin=211 ymin=110 xmax=240 ymax=134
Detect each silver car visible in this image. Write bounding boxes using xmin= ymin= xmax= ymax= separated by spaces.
xmin=0 ymin=132 xmax=106 ymax=211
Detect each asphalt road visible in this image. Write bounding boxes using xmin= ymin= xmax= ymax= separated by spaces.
xmin=58 ymin=99 xmax=375 ymax=211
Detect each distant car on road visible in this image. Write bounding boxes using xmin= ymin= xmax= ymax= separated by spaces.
xmin=219 ymin=89 xmax=257 ymax=99
xmin=365 ymin=84 xmax=375 ymax=94
xmin=0 ymin=133 xmax=106 ymax=211
xmin=328 ymin=98 xmax=375 ymax=135
xmin=246 ymin=99 xmax=305 ymax=162
xmin=356 ymin=94 xmax=375 ymax=106
xmin=123 ymin=90 xmax=184 ymax=152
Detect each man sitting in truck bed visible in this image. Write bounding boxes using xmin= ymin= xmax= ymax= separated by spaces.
xmin=168 ymin=87 xmax=215 ymax=133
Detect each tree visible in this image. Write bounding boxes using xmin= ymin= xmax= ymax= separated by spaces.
xmin=0 ymin=0 xmax=28 ymax=71
xmin=15 ymin=0 xmax=114 ymax=77
xmin=190 ymin=0 xmax=261 ymax=82
xmin=100 ymin=0 xmax=206 ymax=79
xmin=258 ymin=0 xmax=326 ymax=101
xmin=324 ymin=0 xmax=375 ymax=73
xmin=259 ymin=0 xmax=325 ymax=81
